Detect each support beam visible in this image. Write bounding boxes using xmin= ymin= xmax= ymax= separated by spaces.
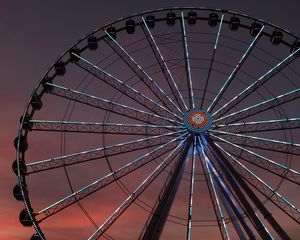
xmin=202 ymin=137 xmax=273 ymax=240
xmin=210 ymin=133 xmax=300 ymax=185
xmin=198 ymin=140 xmax=230 ymax=240
xmin=141 ymin=135 xmax=193 ymax=240
xmin=215 ymin=142 xmax=300 ymax=224
xmin=219 ymin=190 xmax=248 ymax=240
xmin=204 ymin=152 xmax=255 ymax=239
xmin=206 ymin=137 xmax=291 ymax=240
xmin=196 ymin=142 xmax=226 ymax=239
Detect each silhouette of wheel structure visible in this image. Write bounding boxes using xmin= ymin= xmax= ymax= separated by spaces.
xmin=14 ymin=7 xmax=300 ymax=240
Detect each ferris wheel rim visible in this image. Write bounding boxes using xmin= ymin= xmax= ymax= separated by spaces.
xmin=14 ymin=7 xmax=300 ymax=240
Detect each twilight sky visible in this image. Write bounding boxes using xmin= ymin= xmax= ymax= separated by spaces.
xmin=1 ymin=0 xmax=300 ymax=239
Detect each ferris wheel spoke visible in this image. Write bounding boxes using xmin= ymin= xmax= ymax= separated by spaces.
xmin=72 ymin=53 xmax=181 ymax=121
xmin=212 ymin=48 xmax=300 ymax=118
xmin=26 ymin=130 xmax=186 ymax=174
xmin=35 ymin=133 xmax=188 ymax=221
xmin=210 ymin=129 xmax=300 ymax=156
xmin=215 ymin=143 xmax=300 ymax=224
xmin=28 ymin=119 xmax=183 ymax=135
xmin=207 ymin=26 xmax=265 ymax=113
xmin=186 ymin=137 xmax=196 ymax=240
xmin=210 ymin=133 xmax=300 ymax=185
xmin=141 ymin=16 xmax=188 ymax=112
xmin=214 ymin=87 xmax=300 ymax=124
xmin=195 ymin=141 xmax=228 ymax=239
xmin=45 ymin=82 xmax=181 ymax=126
xmin=201 ymin=14 xmax=224 ymax=109
xmin=218 ymin=191 xmax=248 ymax=240
xmin=87 ymin=141 xmax=184 ymax=240
xmin=181 ymin=11 xmax=195 ymax=109
xmin=197 ymin=139 xmax=231 ymax=240
xmin=104 ymin=31 xmax=183 ymax=116
xmin=213 ymin=117 xmax=300 ymax=133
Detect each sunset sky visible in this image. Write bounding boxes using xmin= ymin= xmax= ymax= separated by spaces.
xmin=1 ymin=1 xmax=300 ymax=239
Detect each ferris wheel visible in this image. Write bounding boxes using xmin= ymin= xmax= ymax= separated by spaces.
xmin=13 ymin=7 xmax=300 ymax=240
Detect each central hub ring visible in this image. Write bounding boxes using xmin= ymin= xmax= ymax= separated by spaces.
xmin=184 ymin=109 xmax=213 ymax=133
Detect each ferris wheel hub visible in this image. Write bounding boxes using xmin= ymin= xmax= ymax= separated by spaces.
xmin=183 ymin=109 xmax=213 ymax=133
